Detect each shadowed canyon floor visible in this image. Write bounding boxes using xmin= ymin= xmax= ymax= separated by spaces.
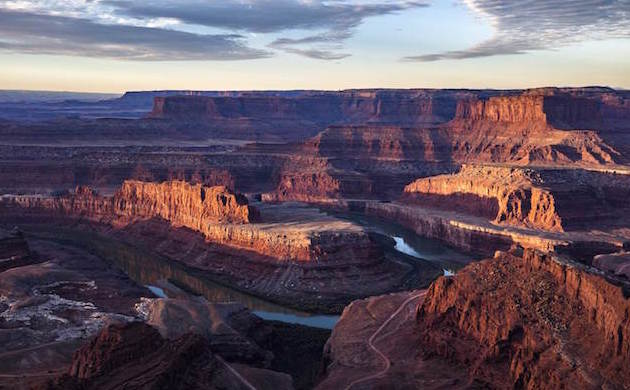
xmin=1 ymin=87 xmax=630 ymax=389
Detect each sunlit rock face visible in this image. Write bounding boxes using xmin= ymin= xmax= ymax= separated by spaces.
xmin=403 ymin=164 xmax=630 ymax=232
xmin=5 ymin=180 xmax=256 ymax=225
xmin=417 ymin=249 xmax=630 ymax=389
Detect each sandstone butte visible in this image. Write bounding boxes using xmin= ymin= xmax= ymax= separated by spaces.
xmin=418 ymin=248 xmax=630 ymax=389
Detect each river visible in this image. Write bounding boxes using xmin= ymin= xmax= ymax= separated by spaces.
xmin=27 ymin=213 xmax=473 ymax=330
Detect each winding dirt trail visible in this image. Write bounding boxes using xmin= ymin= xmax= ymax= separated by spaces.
xmin=344 ymin=291 xmax=426 ymax=390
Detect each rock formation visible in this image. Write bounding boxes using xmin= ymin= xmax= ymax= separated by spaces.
xmin=44 ymin=322 xmax=293 ymax=390
xmin=404 ymin=165 xmax=630 ymax=232
xmin=1 ymin=183 xmax=436 ymax=312
xmin=418 ymin=249 xmax=630 ymax=389
xmin=404 ymin=165 xmax=562 ymax=231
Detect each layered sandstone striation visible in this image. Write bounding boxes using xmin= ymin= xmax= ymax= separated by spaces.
xmin=114 ymin=180 xmax=256 ymax=224
xmin=454 ymin=92 xmax=602 ymax=128
xmin=404 ymin=165 xmax=630 ymax=232
xmin=2 ymin=184 xmax=382 ymax=263
xmin=7 ymin=181 xmax=255 ymax=223
xmin=404 ymin=165 xmax=563 ymax=231
xmin=418 ymin=249 xmax=630 ymax=389
xmin=149 ymin=90 xmax=464 ymax=126
xmin=447 ymin=92 xmax=622 ymax=166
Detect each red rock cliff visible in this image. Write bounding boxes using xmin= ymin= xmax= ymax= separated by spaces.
xmin=455 ymin=95 xmax=548 ymax=123
xmin=454 ymin=93 xmax=601 ymax=128
xmin=403 ymin=165 xmax=564 ymax=232
xmin=114 ymin=180 xmax=256 ymax=224
xmin=6 ymin=181 xmax=256 ymax=224
xmin=418 ymin=249 xmax=630 ymax=389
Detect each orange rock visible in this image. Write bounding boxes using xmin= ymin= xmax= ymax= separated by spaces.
xmin=417 ymin=249 xmax=630 ymax=389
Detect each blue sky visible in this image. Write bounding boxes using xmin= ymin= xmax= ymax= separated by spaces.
xmin=0 ymin=0 xmax=628 ymax=92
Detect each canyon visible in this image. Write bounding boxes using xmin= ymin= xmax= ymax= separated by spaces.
xmin=1 ymin=86 xmax=630 ymax=389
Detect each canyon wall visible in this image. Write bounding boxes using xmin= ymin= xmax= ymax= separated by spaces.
xmin=454 ymin=93 xmax=602 ymax=128
xmin=404 ymin=165 xmax=630 ymax=232
xmin=149 ymin=90 xmax=464 ymax=126
xmin=1 ymin=181 xmax=384 ymax=264
xmin=8 ymin=181 xmax=255 ymax=225
xmin=454 ymin=95 xmax=548 ymax=123
xmin=114 ymin=180 xmax=255 ymax=224
xmin=403 ymin=165 xmax=563 ymax=231
xmin=418 ymin=249 xmax=630 ymax=389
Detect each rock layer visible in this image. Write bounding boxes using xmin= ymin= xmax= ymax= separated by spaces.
xmin=404 ymin=165 xmax=563 ymax=231
xmin=404 ymin=165 xmax=630 ymax=232
xmin=418 ymin=249 xmax=630 ymax=389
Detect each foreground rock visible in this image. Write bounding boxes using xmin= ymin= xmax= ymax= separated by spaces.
xmin=0 ymin=236 xmax=148 ymax=389
xmin=418 ymin=249 xmax=630 ymax=389
xmin=317 ymin=290 xmax=469 ymax=389
xmin=320 ymin=248 xmax=630 ymax=389
xmin=0 ymin=232 xmax=332 ymax=389
xmin=43 ymin=322 xmax=293 ymax=390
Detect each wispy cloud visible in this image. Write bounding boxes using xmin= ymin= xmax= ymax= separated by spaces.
xmin=0 ymin=0 xmax=429 ymax=61
xmin=105 ymin=0 xmax=429 ymax=60
xmin=0 ymin=9 xmax=269 ymax=60
xmin=405 ymin=0 xmax=630 ymax=61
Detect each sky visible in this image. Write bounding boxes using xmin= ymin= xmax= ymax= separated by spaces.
xmin=0 ymin=0 xmax=629 ymax=93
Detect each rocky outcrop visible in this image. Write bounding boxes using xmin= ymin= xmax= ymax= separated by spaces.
xmin=8 ymin=180 xmax=256 ymax=224
xmin=454 ymin=92 xmax=602 ymax=129
xmin=455 ymin=95 xmax=548 ymax=123
xmin=418 ymin=249 xmax=630 ymax=389
xmin=1 ymin=185 xmax=434 ymax=312
xmin=262 ymin=171 xmax=341 ymax=202
xmin=317 ymin=290 xmax=470 ymax=389
xmin=404 ymin=165 xmax=630 ymax=232
xmin=404 ymin=165 xmax=563 ymax=231
xmin=45 ymin=322 xmax=293 ymax=390
xmin=3 ymin=182 xmax=392 ymax=263
xmin=114 ymin=180 xmax=256 ymax=224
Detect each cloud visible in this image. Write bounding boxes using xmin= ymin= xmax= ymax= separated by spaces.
xmin=104 ymin=0 xmax=427 ymax=33
xmin=0 ymin=9 xmax=269 ymax=60
xmin=268 ymin=29 xmax=353 ymax=60
xmin=405 ymin=0 xmax=630 ymax=61
xmin=105 ymin=0 xmax=428 ymax=60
